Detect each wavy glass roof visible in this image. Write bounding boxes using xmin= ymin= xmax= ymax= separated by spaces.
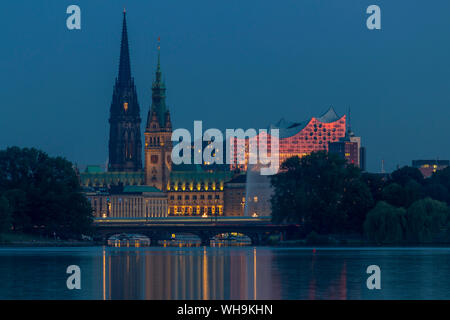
xmin=268 ymin=107 xmax=343 ymax=139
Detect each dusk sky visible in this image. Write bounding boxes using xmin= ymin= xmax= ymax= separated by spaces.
xmin=0 ymin=0 xmax=449 ymax=172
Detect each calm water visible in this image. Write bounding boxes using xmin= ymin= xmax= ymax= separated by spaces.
xmin=0 ymin=246 xmax=449 ymax=300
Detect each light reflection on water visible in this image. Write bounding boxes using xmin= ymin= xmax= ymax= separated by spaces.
xmin=0 ymin=247 xmax=450 ymax=300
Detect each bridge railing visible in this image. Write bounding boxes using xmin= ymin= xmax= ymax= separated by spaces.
xmin=93 ymin=216 xmax=272 ymax=224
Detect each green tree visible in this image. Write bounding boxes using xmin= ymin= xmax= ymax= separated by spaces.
xmin=428 ymin=167 xmax=450 ymax=204
xmin=404 ymin=198 xmax=449 ymax=243
xmin=271 ymin=151 xmax=370 ymax=234
xmin=391 ymin=166 xmax=424 ymax=186
xmin=422 ymin=183 xmax=449 ymax=204
xmin=382 ymin=180 xmax=422 ymax=208
xmin=364 ymin=201 xmax=405 ymax=244
xmin=341 ymin=178 xmax=374 ymax=233
xmin=0 ymin=147 xmax=93 ymax=237
xmin=361 ymin=172 xmax=386 ymax=203
xmin=4 ymin=189 xmax=29 ymax=231
xmin=0 ymin=195 xmax=12 ymax=233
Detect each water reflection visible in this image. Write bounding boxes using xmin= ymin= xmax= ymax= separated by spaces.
xmin=1 ymin=247 xmax=450 ymax=299
xmin=103 ymin=247 xmax=277 ymax=299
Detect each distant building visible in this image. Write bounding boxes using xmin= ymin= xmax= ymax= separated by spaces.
xmin=328 ymin=113 xmax=366 ymax=169
xmin=329 ymin=140 xmax=359 ymax=166
xmin=230 ymin=107 xmax=347 ymax=171
xmin=328 ymin=133 xmax=365 ymax=169
xmin=166 ymin=165 xmax=234 ymax=216
xmin=360 ymin=146 xmax=367 ymax=172
xmin=223 ymin=174 xmax=247 ymax=216
xmin=85 ymin=185 xmax=167 ymax=219
xmin=412 ymin=160 xmax=449 ymax=178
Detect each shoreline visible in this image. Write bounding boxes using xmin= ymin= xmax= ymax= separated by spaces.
xmin=1 ymin=241 xmax=449 ymax=248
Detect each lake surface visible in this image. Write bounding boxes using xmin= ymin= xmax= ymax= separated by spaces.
xmin=0 ymin=246 xmax=449 ymax=300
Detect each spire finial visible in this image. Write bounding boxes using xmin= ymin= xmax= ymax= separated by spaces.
xmin=148 ymin=36 xmax=167 ymax=129
xmin=118 ymin=9 xmax=131 ymax=85
xmin=123 ymin=7 xmax=126 ymax=14
xmin=157 ymin=36 xmax=161 ymax=71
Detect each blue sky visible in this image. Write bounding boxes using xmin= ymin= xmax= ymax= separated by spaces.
xmin=0 ymin=0 xmax=449 ymax=172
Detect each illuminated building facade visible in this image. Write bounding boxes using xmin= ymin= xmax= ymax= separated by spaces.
xmin=412 ymin=160 xmax=449 ymax=178
xmin=230 ymin=107 xmax=347 ymax=171
xmin=166 ymin=166 xmax=234 ymax=216
xmin=86 ymin=185 xmax=167 ymax=219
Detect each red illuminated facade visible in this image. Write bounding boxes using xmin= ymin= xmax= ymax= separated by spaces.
xmin=230 ymin=107 xmax=347 ymax=171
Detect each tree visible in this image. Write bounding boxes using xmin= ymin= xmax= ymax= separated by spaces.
xmin=427 ymin=167 xmax=450 ymax=205
xmin=391 ymin=166 xmax=424 ymax=186
xmin=4 ymin=189 xmax=28 ymax=231
xmin=422 ymin=183 xmax=449 ymax=204
xmin=0 ymin=147 xmax=93 ymax=237
xmin=271 ymin=151 xmax=370 ymax=234
xmin=341 ymin=178 xmax=374 ymax=233
xmin=364 ymin=201 xmax=405 ymax=244
xmin=361 ymin=172 xmax=386 ymax=203
xmin=381 ymin=180 xmax=422 ymax=208
xmin=404 ymin=198 xmax=449 ymax=243
xmin=0 ymin=195 xmax=12 ymax=233
xmin=429 ymin=166 xmax=450 ymax=188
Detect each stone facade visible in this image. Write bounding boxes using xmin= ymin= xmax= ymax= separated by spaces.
xmin=85 ymin=186 xmax=167 ymax=219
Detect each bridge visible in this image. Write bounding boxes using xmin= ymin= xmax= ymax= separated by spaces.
xmin=93 ymin=216 xmax=299 ymax=245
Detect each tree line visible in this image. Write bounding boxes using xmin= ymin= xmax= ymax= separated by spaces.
xmin=270 ymin=151 xmax=450 ymax=244
xmin=0 ymin=147 xmax=93 ymax=239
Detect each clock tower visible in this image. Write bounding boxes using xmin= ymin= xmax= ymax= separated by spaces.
xmin=144 ymin=42 xmax=173 ymax=190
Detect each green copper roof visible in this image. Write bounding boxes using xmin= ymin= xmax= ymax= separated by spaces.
xmin=149 ymin=43 xmax=167 ymax=128
xmin=85 ymin=165 xmax=103 ymax=173
xmin=123 ymin=185 xmax=162 ymax=193
xmin=79 ymin=171 xmax=145 ymax=186
xmin=170 ymin=169 xmax=234 ymax=183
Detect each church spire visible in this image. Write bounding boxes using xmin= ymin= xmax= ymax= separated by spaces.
xmin=147 ymin=37 xmax=168 ymax=129
xmin=157 ymin=37 xmax=161 ymax=74
xmin=108 ymin=10 xmax=142 ymax=172
xmin=154 ymin=37 xmax=163 ymax=86
xmin=118 ymin=9 xmax=131 ymax=86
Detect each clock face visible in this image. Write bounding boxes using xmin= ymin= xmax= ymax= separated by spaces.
xmin=151 ymin=155 xmax=158 ymax=164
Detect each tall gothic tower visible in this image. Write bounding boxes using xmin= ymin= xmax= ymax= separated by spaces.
xmin=144 ymin=42 xmax=173 ymax=190
xmin=108 ymin=10 xmax=142 ymax=172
